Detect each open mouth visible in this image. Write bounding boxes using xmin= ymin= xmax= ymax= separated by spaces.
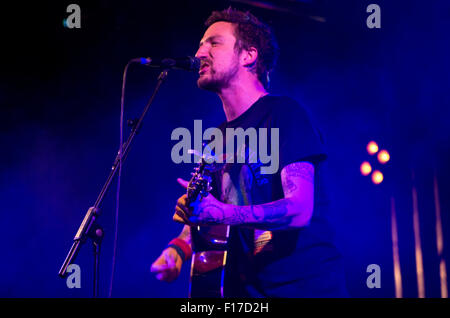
xmin=199 ymin=63 xmax=210 ymax=74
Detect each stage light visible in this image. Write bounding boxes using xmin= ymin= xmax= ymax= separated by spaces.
xmin=372 ymin=170 xmax=384 ymax=184
xmin=367 ymin=141 xmax=379 ymax=155
xmin=377 ymin=149 xmax=390 ymax=164
xmin=360 ymin=161 xmax=372 ymax=176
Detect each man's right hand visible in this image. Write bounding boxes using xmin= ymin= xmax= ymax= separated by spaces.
xmin=173 ymin=178 xmax=194 ymax=224
xmin=173 ymin=193 xmax=194 ymax=224
xmin=150 ymin=247 xmax=183 ymax=282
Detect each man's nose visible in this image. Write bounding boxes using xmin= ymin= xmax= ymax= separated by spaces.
xmin=195 ymin=45 xmax=208 ymax=59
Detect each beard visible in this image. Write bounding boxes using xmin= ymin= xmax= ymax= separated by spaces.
xmin=197 ymin=58 xmax=240 ymax=92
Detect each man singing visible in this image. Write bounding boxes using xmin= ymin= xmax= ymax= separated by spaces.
xmin=151 ymin=7 xmax=347 ymax=298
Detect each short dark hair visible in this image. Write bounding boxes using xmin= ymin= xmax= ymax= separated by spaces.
xmin=205 ymin=7 xmax=279 ymax=89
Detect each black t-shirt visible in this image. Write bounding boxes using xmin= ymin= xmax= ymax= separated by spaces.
xmin=209 ymin=95 xmax=347 ymax=297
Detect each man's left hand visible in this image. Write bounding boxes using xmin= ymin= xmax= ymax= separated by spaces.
xmin=173 ymin=178 xmax=227 ymax=225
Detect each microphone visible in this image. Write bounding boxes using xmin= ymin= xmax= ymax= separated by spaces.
xmin=131 ymin=56 xmax=200 ymax=72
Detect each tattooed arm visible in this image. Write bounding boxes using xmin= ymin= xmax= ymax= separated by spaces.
xmin=186 ymin=162 xmax=315 ymax=229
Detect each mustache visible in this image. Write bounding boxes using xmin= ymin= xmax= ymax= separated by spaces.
xmin=200 ymin=60 xmax=212 ymax=68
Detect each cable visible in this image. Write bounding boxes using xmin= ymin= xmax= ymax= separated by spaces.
xmin=108 ymin=60 xmax=131 ymax=298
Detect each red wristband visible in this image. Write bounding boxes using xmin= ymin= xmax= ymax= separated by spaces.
xmin=169 ymin=238 xmax=192 ymax=261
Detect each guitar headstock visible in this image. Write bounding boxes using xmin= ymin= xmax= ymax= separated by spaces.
xmin=173 ymin=147 xmax=222 ymax=224
xmin=187 ymin=156 xmax=213 ymax=203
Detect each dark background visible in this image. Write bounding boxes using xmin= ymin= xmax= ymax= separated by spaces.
xmin=1 ymin=0 xmax=449 ymax=297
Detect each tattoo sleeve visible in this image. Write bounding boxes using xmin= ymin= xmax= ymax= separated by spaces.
xmin=220 ymin=199 xmax=297 ymax=228
xmin=218 ymin=162 xmax=315 ymax=228
xmin=281 ymin=176 xmax=297 ymax=195
xmin=260 ymin=200 xmax=289 ymax=222
xmin=283 ymin=162 xmax=314 ymax=184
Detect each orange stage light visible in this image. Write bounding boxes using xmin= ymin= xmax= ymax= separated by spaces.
xmin=378 ymin=150 xmax=390 ymax=164
xmin=372 ymin=170 xmax=384 ymax=184
xmin=367 ymin=141 xmax=379 ymax=155
xmin=360 ymin=161 xmax=372 ymax=176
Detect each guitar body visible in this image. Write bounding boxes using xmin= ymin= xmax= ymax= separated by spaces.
xmin=189 ymin=224 xmax=230 ymax=298
xmin=178 ymin=156 xmax=230 ymax=298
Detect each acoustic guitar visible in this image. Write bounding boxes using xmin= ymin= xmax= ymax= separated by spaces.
xmin=175 ymin=155 xmax=230 ymax=298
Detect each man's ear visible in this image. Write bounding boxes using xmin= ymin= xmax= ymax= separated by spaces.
xmin=241 ymin=47 xmax=258 ymax=68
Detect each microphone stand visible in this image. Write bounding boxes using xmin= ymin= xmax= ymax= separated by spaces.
xmin=58 ymin=69 xmax=169 ymax=298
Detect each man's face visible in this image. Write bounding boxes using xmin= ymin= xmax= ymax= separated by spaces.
xmin=195 ymin=21 xmax=241 ymax=92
